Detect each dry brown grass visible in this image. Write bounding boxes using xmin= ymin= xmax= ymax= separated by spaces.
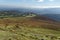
xmin=0 ymin=17 xmax=60 ymax=31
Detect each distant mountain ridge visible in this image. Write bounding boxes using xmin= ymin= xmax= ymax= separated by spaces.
xmin=42 ymin=14 xmax=60 ymax=21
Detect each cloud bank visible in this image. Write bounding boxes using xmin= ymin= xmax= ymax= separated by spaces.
xmin=36 ymin=0 xmax=54 ymax=2
xmin=31 ymin=6 xmax=60 ymax=8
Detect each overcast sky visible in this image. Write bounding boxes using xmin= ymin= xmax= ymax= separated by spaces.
xmin=0 ymin=0 xmax=60 ymax=8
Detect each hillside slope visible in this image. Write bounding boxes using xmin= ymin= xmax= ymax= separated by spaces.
xmin=0 ymin=17 xmax=60 ymax=40
xmin=0 ymin=16 xmax=60 ymax=31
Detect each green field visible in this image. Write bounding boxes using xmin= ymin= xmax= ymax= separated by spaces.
xmin=0 ymin=25 xmax=60 ymax=40
xmin=0 ymin=17 xmax=60 ymax=40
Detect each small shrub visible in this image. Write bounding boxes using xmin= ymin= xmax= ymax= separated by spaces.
xmin=9 ymin=38 xmax=11 ymax=40
xmin=15 ymin=24 xmax=20 ymax=29
xmin=45 ymin=35 xmax=49 ymax=37
xmin=21 ymin=33 xmax=25 ymax=36
xmin=5 ymin=24 xmax=8 ymax=28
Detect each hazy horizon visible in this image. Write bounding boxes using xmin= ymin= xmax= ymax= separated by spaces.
xmin=0 ymin=0 xmax=60 ymax=8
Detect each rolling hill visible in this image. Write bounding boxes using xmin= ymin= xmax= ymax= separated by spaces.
xmin=0 ymin=16 xmax=60 ymax=40
xmin=0 ymin=9 xmax=60 ymax=40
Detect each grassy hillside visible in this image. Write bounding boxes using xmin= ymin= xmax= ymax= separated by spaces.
xmin=0 ymin=25 xmax=60 ymax=40
xmin=0 ymin=17 xmax=60 ymax=40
